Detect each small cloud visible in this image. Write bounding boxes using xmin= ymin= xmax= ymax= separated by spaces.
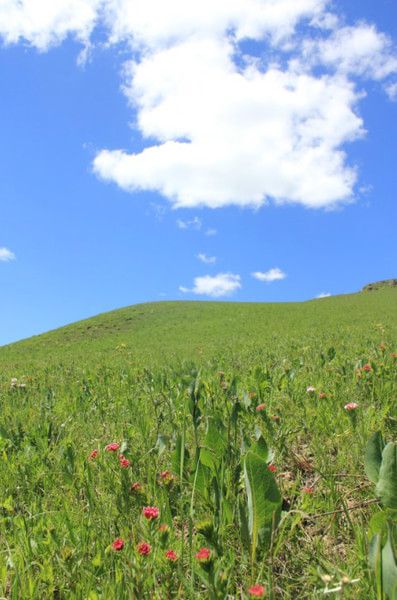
xmin=179 ymin=273 xmax=241 ymax=298
xmin=197 ymin=253 xmax=216 ymax=264
xmin=386 ymin=81 xmax=397 ymax=101
xmin=205 ymin=228 xmax=217 ymax=236
xmin=252 ymin=267 xmax=286 ymax=282
xmin=316 ymin=292 xmax=331 ymax=298
xmin=176 ymin=217 xmax=202 ymax=230
xmin=0 ymin=247 xmax=15 ymax=262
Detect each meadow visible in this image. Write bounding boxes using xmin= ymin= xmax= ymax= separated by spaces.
xmin=0 ymin=287 xmax=396 ymax=598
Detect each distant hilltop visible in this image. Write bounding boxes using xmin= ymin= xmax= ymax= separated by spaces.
xmin=362 ymin=279 xmax=397 ymax=292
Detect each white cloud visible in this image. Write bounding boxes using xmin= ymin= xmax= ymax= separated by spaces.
xmin=176 ymin=216 xmax=202 ymax=230
xmin=180 ymin=272 xmax=241 ymax=297
xmin=316 ymin=292 xmax=331 ymax=298
xmin=252 ymin=268 xmax=286 ymax=282
xmin=205 ymin=228 xmax=217 ymax=236
xmin=304 ymin=24 xmax=397 ymax=81
xmin=386 ymin=82 xmax=397 ymax=101
xmin=1 ymin=1 xmax=396 ymax=210
xmin=0 ymin=0 xmax=102 ymax=50
xmin=197 ymin=253 xmax=216 ymax=264
xmin=0 ymin=247 xmax=16 ymax=262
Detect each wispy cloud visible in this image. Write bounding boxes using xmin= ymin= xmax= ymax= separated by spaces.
xmin=197 ymin=253 xmax=216 ymax=264
xmin=0 ymin=247 xmax=15 ymax=262
xmin=180 ymin=273 xmax=241 ymax=297
xmin=316 ymin=292 xmax=331 ymax=298
xmin=176 ymin=216 xmax=202 ymax=230
xmin=252 ymin=268 xmax=286 ymax=282
xmin=205 ymin=228 xmax=217 ymax=237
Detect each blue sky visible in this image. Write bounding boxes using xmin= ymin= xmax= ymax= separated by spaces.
xmin=0 ymin=0 xmax=396 ymax=345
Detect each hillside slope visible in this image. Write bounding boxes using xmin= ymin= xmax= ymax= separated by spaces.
xmin=0 ymin=288 xmax=396 ymax=368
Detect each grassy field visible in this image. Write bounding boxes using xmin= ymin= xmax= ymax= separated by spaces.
xmin=0 ymin=288 xmax=396 ymax=598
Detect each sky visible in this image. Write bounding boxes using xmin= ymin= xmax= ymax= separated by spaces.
xmin=0 ymin=0 xmax=396 ymax=345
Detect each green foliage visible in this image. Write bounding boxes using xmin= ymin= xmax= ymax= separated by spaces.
xmin=0 ymin=288 xmax=396 ymax=597
xmin=243 ymin=438 xmax=281 ymax=560
xmin=365 ymin=431 xmax=385 ymax=484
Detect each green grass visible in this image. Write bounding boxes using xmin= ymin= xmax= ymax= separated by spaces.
xmin=0 ymin=288 xmax=396 ymax=598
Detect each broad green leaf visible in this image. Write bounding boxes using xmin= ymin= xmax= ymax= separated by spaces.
xmin=365 ymin=431 xmax=385 ymax=484
xmin=383 ymin=530 xmax=397 ymax=599
xmin=172 ymin=434 xmax=189 ymax=479
xmin=376 ymin=443 xmax=397 ymax=508
xmin=243 ymin=440 xmax=282 ymax=561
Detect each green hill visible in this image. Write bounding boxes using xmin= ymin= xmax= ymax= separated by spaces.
xmin=1 ymin=287 xmax=397 ymax=598
xmin=0 ymin=287 xmax=396 ymax=368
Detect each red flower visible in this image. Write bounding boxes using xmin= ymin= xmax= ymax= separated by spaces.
xmin=158 ymin=523 xmax=170 ymax=533
xmin=143 ymin=506 xmax=159 ymax=520
xmin=119 ymin=455 xmax=130 ymax=468
xmin=111 ymin=538 xmax=124 ymax=551
xmin=89 ymin=449 xmax=99 ymax=460
xmin=165 ymin=549 xmax=178 ymax=561
xmin=248 ymin=583 xmax=266 ymax=597
xmin=159 ymin=470 xmax=173 ymax=484
xmin=319 ymin=392 xmax=327 ymax=399
xmin=362 ymin=364 xmax=372 ymax=372
xmin=344 ymin=402 xmax=359 ymax=411
xmin=105 ymin=442 xmax=120 ymax=452
xmin=302 ymin=486 xmax=314 ymax=494
xmin=267 ymin=464 xmax=277 ymax=473
xmin=256 ymin=403 xmax=266 ymax=412
xmin=131 ymin=482 xmax=142 ymax=492
xmin=137 ymin=542 xmax=151 ymax=556
xmin=195 ymin=547 xmax=211 ymax=562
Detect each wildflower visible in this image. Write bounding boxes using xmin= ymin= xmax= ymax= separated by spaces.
xmin=302 ymin=486 xmax=314 ymax=494
xmin=306 ymin=386 xmax=316 ymax=393
xmin=267 ymin=464 xmax=277 ymax=473
xmin=256 ymin=403 xmax=266 ymax=412
xmin=165 ymin=549 xmax=178 ymax=562
xmin=89 ymin=449 xmax=99 ymax=460
xmin=105 ymin=442 xmax=120 ymax=452
xmin=131 ymin=482 xmax=142 ymax=492
xmin=10 ymin=377 xmax=18 ymax=387
xmin=248 ymin=583 xmax=266 ymax=597
xmin=143 ymin=506 xmax=159 ymax=520
xmin=379 ymin=343 xmax=386 ymax=351
xmin=344 ymin=402 xmax=359 ymax=411
xmin=137 ymin=542 xmax=151 ymax=556
xmin=271 ymin=415 xmax=280 ymax=422
xmin=111 ymin=538 xmax=124 ymax=551
xmin=195 ymin=547 xmax=211 ymax=562
xmin=159 ymin=470 xmax=173 ymax=484
xmin=319 ymin=392 xmax=327 ymax=399
xmin=362 ymin=364 xmax=372 ymax=372
xmin=392 ymin=353 xmax=397 ymax=359
xmin=158 ymin=523 xmax=170 ymax=534
xmin=119 ymin=455 xmax=130 ymax=468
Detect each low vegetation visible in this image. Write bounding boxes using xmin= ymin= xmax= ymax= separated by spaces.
xmin=0 ymin=288 xmax=396 ymax=598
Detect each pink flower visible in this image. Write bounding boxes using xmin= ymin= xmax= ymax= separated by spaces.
xmin=195 ymin=547 xmax=211 ymax=562
xmin=248 ymin=583 xmax=266 ymax=597
xmin=111 ymin=538 xmax=124 ymax=551
xmin=267 ymin=464 xmax=277 ymax=473
xmin=131 ymin=482 xmax=142 ymax=492
xmin=105 ymin=442 xmax=120 ymax=452
xmin=306 ymin=385 xmax=316 ymax=394
xmin=89 ymin=449 xmax=99 ymax=460
xmin=256 ymin=403 xmax=266 ymax=412
xmin=362 ymin=364 xmax=372 ymax=372
xmin=159 ymin=470 xmax=173 ymax=484
xmin=344 ymin=402 xmax=359 ymax=411
xmin=319 ymin=392 xmax=327 ymax=399
xmin=119 ymin=455 xmax=130 ymax=468
xmin=165 ymin=549 xmax=178 ymax=562
xmin=137 ymin=542 xmax=151 ymax=556
xmin=143 ymin=506 xmax=159 ymax=520
xmin=302 ymin=486 xmax=314 ymax=494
